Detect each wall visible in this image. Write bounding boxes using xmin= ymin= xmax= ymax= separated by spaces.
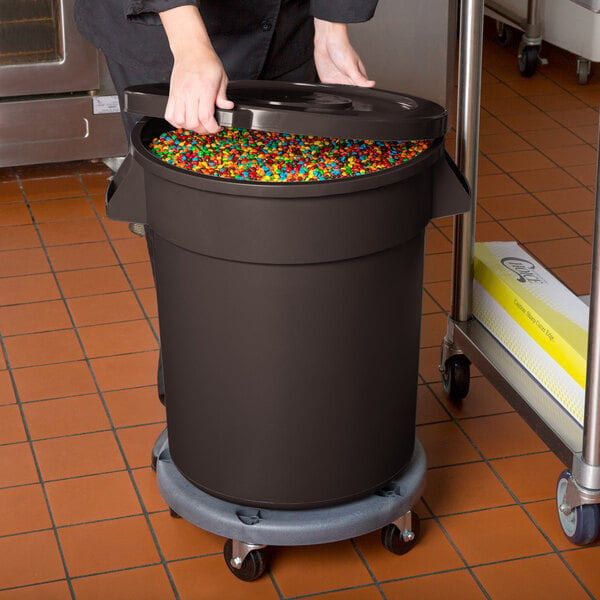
xmin=348 ymin=0 xmax=458 ymax=110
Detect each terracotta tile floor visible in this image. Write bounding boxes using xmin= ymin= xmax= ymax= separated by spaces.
xmin=2 ymin=18 xmax=600 ymax=599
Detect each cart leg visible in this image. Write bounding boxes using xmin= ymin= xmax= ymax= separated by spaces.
xmin=557 ymin=111 xmax=600 ymax=544
xmin=495 ymin=20 xmax=514 ymax=47
xmin=577 ymin=57 xmax=592 ymax=85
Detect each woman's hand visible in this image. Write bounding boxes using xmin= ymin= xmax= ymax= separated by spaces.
xmin=313 ymin=18 xmax=375 ymax=87
xmin=160 ymin=6 xmax=234 ymax=134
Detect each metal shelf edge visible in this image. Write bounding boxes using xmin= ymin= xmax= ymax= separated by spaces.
xmin=453 ymin=318 xmax=583 ymax=465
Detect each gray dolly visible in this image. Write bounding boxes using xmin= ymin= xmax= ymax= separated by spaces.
xmin=152 ymin=429 xmax=426 ymax=581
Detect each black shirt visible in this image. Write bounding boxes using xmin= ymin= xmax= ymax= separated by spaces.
xmin=75 ymin=0 xmax=378 ymax=80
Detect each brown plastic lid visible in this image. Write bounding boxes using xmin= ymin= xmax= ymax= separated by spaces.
xmin=124 ymin=80 xmax=447 ymax=141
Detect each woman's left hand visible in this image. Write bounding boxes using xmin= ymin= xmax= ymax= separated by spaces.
xmin=313 ymin=18 xmax=375 ymax=87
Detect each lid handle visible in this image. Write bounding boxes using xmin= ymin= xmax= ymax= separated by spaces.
xmin=123 ymin=84 xmax=252 ymax=129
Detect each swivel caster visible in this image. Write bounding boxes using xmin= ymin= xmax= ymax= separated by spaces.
xmin=381 ymin=511 xmax=420 ymax=555
xmin=519 ymin=44 xmax=540 ymax=78
xmin=556 ymin=470 xmax=600 ymax=546
xmin=442 ymin=354 xmax=471 ymax=403
xmin=223 ymin=539 xmax=268 ymax=581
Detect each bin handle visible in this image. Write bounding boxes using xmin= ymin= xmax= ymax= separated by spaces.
xmin=431 ymin=151 xmax=472 ymax=220
xmin=105 ymin=153 xmax=147 ymax=224
xmin=124 ymin=83 xmax=252 ymax=129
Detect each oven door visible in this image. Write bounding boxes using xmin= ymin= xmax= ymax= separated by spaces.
xmin=0 ymin=0 xmax=100 ymax=97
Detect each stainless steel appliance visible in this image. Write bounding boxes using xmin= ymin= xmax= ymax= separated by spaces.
xmin=0 ymin=0 xmax=128 ymax=167
xmin=349 ymin=0 xmax=458 ymax=110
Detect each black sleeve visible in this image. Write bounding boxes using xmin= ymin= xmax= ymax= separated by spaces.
xmin=310 ymin=0 xmax=378 ymax=23
xmin=125 ymin=0 xmax=198 ymax=23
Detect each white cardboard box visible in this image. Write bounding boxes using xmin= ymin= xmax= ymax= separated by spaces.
xmin=473 ymin=241 xmax=589 ymax=424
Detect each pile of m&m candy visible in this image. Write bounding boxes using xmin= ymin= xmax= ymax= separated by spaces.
xmin=149 ymin=128 xmax=430 ymax=182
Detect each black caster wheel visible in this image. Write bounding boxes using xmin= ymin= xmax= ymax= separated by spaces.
xmin=556 ymin=470 xmax=600 ymax=546
xmin=169 ymin=508 xmax=181 ymax=519
xmin=151 ymin=453 xmax=158 ymax=472
xmin=519 ymin=45 xmax=540 ymax=78
xmin=223 ymin=539 xmax=267 ymax=581
xmin=442 ymin=355 xmax=470 ymax=403
xmin=381 ymin=512 xmax=421 ymax=555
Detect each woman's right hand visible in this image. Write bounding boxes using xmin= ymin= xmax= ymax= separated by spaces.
xmin=160 ymin=6 xmax=234 ymax=134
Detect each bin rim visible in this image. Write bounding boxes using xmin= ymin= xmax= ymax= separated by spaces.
xmin=130 ymin=119 xmax=446 ymax=199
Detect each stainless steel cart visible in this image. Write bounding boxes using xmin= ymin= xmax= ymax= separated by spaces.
xmin=486 ymin=0 xmax=600 ymax=83
xmin=440 ymin=0 xmax=600 ymax=545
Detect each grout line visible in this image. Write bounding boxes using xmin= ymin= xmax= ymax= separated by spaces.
xmin=1 ymin=316 xmax=159 ymax=339
xmin=0 ymin=467 xmax=152 ymax=491
xmin=0 ymin=579 xmax=71 ymax=596
xmin=0 ymin=262 xmax=147 ymax=281
xmin=477 ymin=71 xmax=597 ymax=204
xmin=6 ymin=172 xmax=110 ymax=186
xmin=9 ymin=175 xmax=182 ymax=600
xmin=474 ymin=175 xmax=593 ymax=284
xmin=444 ymin=413 xmax=597 ymax=599
xmin=0 ymin=474 xmax=170 ymax=500
xmin=284 ymin=583 xmax=386 ymax=600
xmin=77 ymin=173 xmax=161 ymax=344
xmin=266 ymin=568 xmax=286 ymax=600
xmin=0 ymin=321 xmax=77 ymax=598
xmin=2 ymin=349 xmax=157 ymax=371
xmin=0 ymin=417 xmax=166 ymax=451
xmin=0 ymin=383 xmax=157 ymax=408
xmin=418 ymin=496 xmax=493 ymax=600
xmin=158 ymin=553 xmax=224 ymax=566
xmin=0 ymin=513 xmax=145 ymax=538
xmin=349 ymin=538 xmax=389 ymax=599
xmin=373 ymin=565 xmax=486 ymax=588
xmin=1 ymin=385 xmax=145 ymax=405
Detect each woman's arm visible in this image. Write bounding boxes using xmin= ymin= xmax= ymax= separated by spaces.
xmin=313 ymin=18 xmax=375 ymax=87
xmin=159 ymin=5 xmax=233 ymax=133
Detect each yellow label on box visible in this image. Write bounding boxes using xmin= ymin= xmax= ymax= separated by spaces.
xmin=474 ymin=242 xmax=588 ymax=387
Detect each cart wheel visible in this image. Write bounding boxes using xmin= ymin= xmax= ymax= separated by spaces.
xmin=223 ymin=539 xmax=267 ymax=581
xmin=442 ymin=355 xmax=470 ymax=403
xmin=381 ymin=512 xmax=421 ymax=555
xmin=151 ymin=453 xmax=158 ymax=472
xmin=519 ymin=45 xmax=539 ymax=78
xmin=169 ymin=508 xmax=181 ymax=519
xmin=577 ymin=57 xmax=591 ymax=85
xmin=495 ymin=21 xmax=514 ymax=46
xmin=556 ymin=470 xmax=600 ymax=545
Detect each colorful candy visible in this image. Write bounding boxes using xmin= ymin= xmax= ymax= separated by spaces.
xmin=149 ymin=128 xmax=430 ymax=182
